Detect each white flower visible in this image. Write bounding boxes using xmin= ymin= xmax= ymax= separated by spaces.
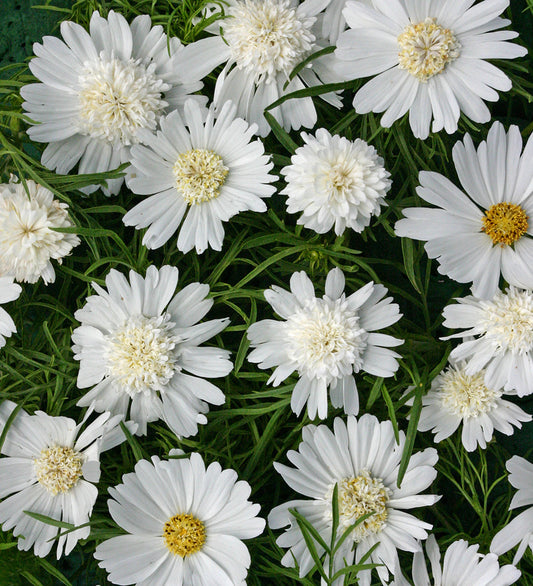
xmin=442 ymin=286 xmax=533 ymax=397
xmin=392 ymin=534 xmax=520 ymax=586
xmin=247 ymin=268 xmax=403 ymax=419
xmin=268 ymin=415 xmax=439 ymax=586
xmin=395 ymin=123 xmax=533 ymax=299
xmin=335 ymin=0 xmax=527 ymax=139
xmin=281 ymin=128 xmax=391 ymax=236
xmin=72 ymin=265 xmax=232 ymax=437
xmin=179 ymin=0 xmax=343 ymax=137
xmin=0 ymin=400 xmax=134 ymax=559
xmin=20 ymin=10 xmax=206 ymax=195
xmin=123 ymin=100 xmax=277 ymax=254
xmin=409 ymin=361 xmax=530 ymax=452
xmin=321 ymin=0 xmax=372 ymax=44
xmin=0 ymin=276 xmax=21 ymax=348
xmin=0 ymin=179 xmax=80 ymax=284
xmin=491 ymin=456 xmax=533 ymax=564
xmin=94 ymin=453 xmax=265 ymax=585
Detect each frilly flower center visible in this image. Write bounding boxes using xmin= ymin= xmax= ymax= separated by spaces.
xmin=397 ymin=18 xmax=460 ymax=81
xmin=482 ymin=202 xmax=528 ymax=246
xmin=105 ymin=314 xmax=180 ymax=397
xmin=77 ymin=57 xmax=169 ymax=146
xmin=163 ymin=513 xmax=206 ymax=556
xmin=285 ymin=298 xmax=367 ymax=382
xmin=34 ymin=446 xmax=83 ymax=495
xmin=223 ymin=0 xmax=315 ymax=83
xmin=439 ymin=366 xmax=500 ymax=418
xmin=173 ymin=149 xmax=229 ymax=205
xmin=325 ymin=470 xmax=390 ymax=542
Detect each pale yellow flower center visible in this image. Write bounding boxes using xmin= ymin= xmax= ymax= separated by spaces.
xmin=439 ymin=367 xmax=499 ymax=418
xmin=482 ymin=202 xmax=528 ymax=246
xmin=163 ymin=513 xmax=206 ymax=556
xmin=398 ymin=18 xmax=460 ymax=81
xmin=173 ymin=149 xmax=229 ymax=205
xmin=34 ymin=446 xmax=83 ymax=495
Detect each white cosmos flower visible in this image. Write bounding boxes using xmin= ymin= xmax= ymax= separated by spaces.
xmin=0 ymin=178 xmax=80 ymax=284
xmin=268 ymin=415 xmax=439 ymax=586
xmin=72 ymin=265 xmax=232 ymax=437
xmin=391 ymin=534 xmax=520 ymax=586
xmin=395 ymin=123 xmax=533 ymax=299
xmin=442 ymin=286 xmax=533 ymax=397
xmin=247 ymin=268 xmax=403 ymax=419
xmin=408 ymin=361 xmax=531 ymax=452
xmin=281 ymin=128 xmax=391 ymax=236
xmin=123 ymin=99 xmax=277 ymax=254
xmin=335 ymin=0 xmax=527 ymax=139
xmin=94 ymin=453 xmax=265 ymax=586
xmin=491 ymin=456 xmax=533 ymax=564
xmin=0 ymin=400 xmax=134 ymax=559
xmin=178 ymin=0 xmax=343 ymax=137
xmin=0 ymin=276 xmax=21 ymax=348
xmin=20 ymin=10 xmax=206 ymax=195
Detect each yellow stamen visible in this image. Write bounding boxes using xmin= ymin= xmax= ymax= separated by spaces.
xmin=482 ymin=202 xmax=528 ymax=246
xmin=163 ymin=513 xmax=206 ymax=556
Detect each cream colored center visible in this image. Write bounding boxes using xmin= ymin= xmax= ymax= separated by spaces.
xmin=34 ymin=446 xmax=83 ymax=495
xmin=173 ymin=149 xmax=229 ymax=205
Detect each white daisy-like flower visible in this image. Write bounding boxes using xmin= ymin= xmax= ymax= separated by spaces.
xmin=0 ymin=400 xmax=134 ymax=559
xmin=94 ymin=453 xmax=265 ymax=585
xmin=123 ymin=99 xmax=277 ymax=254
xmin=395 ymin=123 xmax=533 ymax=299
xmin=281 ymin=128 xmax=391 ymax=236
xmin=247 ymin=268 xmax=403 ymax=419
xmin=442 ymin=286 xmax=533 ymax=397
xmin=268 ymin=414 xmax=439 ymax=586
xmin=491 ymin=456 xmax=533 ymax=564
xmin=179 ymin=0 xmax=343 ymax=137
xmin=335 ymin=0 xmax=527 ymax=139
xmin=20 ymin=10 xmax=206 ymax=195
xmin=0 ymin=276 xmax=21 ymax=348
xmin=0 ymin=178 xmax=80 ymax=284
xmin=392 ymin=534 xmax=520 ymax=586
xmin=72 ymin=265 xmax=232 ymax=437
xmin=408 ymin=361 xmax=531 ymax=452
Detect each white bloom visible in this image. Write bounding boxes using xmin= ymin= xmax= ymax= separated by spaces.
xmin=21 ymin=10 xmax=206 ymax=195
xmin=179 ymin=0 xmax=343 ymax=137
xmin=281 ymin=128 xmax=391 ymax=236
xmin=395 ymin=123 xmax=533 ymax=299
xmin=335 ymin=0 xmax=527 ymax=139
xmin=0 ymin=179 xmax=80 ymax=284
xmin=94 ymin=453 xmax=265 ymax=585
xmin=392 ymin=534 xmax=520 ymax=586
xmin=442 ymin=286 xmax=533 ymax=397
xmin=321 ymin=0 xmax=372 ymax=45
xmin=0 ymin=276 xmax=21 ymax=348
xmin=268 ymin=415 xmax=439 ymax=586
xmin=123 ymin=100 xmax=277 ymax=254
xmin=0 ymin=400 xmax=134 ymax=558
xmin=491 ymin=456 xmax=533 ymax=564
xmin=247 ymin=268 xmax=402 ymax=419
xmin=72 ymin=265 xmax=232 ymax=437
xmin=409 ymin=361 xmax=530 ymax=452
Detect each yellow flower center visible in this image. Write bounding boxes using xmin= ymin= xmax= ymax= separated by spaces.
xmin=163 ymin=513 xmax=206 ymax=556
xmin=34 ymin=446 xmax=83 ymax=495
xmin=173 ymin=149 xmax=229 ymax=205
xmin=482 ymin=202 xmax=528 ymax=246
xmin=398 ymin=18 xmax=460 ymax=82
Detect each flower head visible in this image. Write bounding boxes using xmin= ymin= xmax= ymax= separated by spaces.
xmin=94 ymin=453 xmax=265 ymax=585
xmin=72 ymin=265 xmax=232 ymax=437
xmin=123 ymin=99 xmax=277 ymax=254
xmin=0 ymin=179 xmax=79 ymax=284
xmin=0 ymin=400 xmax=133 ymax=558
xmin=0 ymin=276 xmax=21 ymax=348
xmin=282 ymin=128 xmax=391 ymax=235
xmin=21 ymin=10 xmax=206 ymax=195
xmin=268 ymin=415 xmax=439 ymax=586
xmin=247 ymin=268 xmax=402 ymax=419
xmin=335 ymin=0 xmax=527 ymax=139
xmin=395 ymin=123 xmax=533 ymax=299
